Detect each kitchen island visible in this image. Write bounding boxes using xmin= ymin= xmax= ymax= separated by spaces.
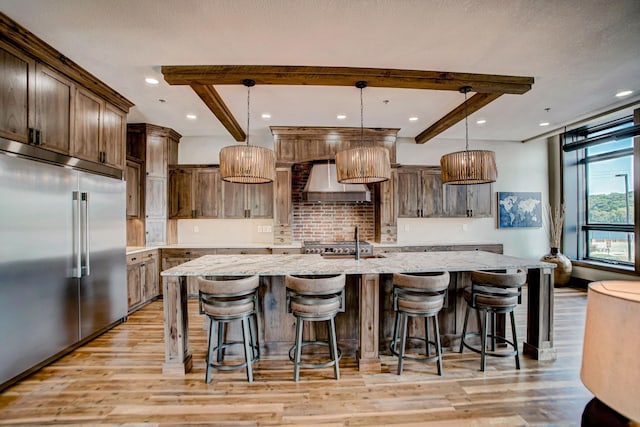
xmin=161 ymin=251 xmax=555 ymax=375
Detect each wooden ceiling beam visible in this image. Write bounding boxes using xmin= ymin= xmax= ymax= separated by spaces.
xmin=191 ymin=84 xmax=245 ymax=142
xmin=415 ymin=93 xmax=503 ymax=144
xmin=163 ymin=65 xmax=533 ymax=95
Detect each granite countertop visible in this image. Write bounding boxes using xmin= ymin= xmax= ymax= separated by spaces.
xmin=161 ymin=251 xmax=555 ymax=277
xmin=126 ymin=243 xmax=302 ymax=255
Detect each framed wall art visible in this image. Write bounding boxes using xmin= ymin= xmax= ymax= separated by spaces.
xmin=497 ymin=192 xmax=542 ymax=228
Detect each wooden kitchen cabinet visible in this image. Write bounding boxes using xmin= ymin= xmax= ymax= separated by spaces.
xmin=126 ymin=250 xmax=159 ymax=312
xmin=72 ymin=87 xmax=102 ymax=162
xmin=126 ymin=160 xmax=141 ymax=218
xmin=0 ymin=42 xmax=33 ymax=143
xmin=222 ymin=180 xmax=273 ymax=218
xmin=398 ymin=165 xmax=492 ymax=218
xmin=398 ymin=166 xmax=443 ymax=218
xmin=444 ymin=183 xmax=493 ymax=218
xmin=168 ymin=166 xmax=221 ymax=219
xmin=34 ymin=63 xmax=74 ymax=154
xmin=273 ymin=167 xmax=292 ymax=244
xmin=127 ymin=123 xmax=181 ymax=246
xmin=375 ymin=168 xmax=398 ymax=243
xmin=100 ymin=103 xmax=126 ymax=169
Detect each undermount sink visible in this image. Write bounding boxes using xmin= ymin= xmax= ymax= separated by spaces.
xmin=320 ymin=253 xmax=386 ymax=260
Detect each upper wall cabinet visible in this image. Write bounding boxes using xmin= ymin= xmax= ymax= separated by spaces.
xmin=168 ymin=167 xmax=221 ymax=219
xmin=0 ymin=15 xmax=133 ymax=171
xmin=398 ymin=165 xmax=492 ymax=218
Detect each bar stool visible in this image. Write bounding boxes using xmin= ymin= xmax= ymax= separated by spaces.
xmin=389 ymin=271 xmax=450 ymax=375
xmin=285 ymin=274 xmax=346 ymax=382
xmin=459 ymin=269 xmax=527 ymax=371
xmin=197 ymin=275 xmax=260 ymax=383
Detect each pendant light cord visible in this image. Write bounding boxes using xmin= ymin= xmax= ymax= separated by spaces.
xmin=360 ymin=85 xmax=364 ymax=145
xmin=246 ymin=84 xmax=251 ymax=146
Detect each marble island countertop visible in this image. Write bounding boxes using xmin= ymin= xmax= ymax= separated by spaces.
xmin=161 ymin=251 xmax=555 ymax=277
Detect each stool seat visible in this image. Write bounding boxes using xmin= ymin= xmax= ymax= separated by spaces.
xmin=459 ymin=269 xmax=526 ymax=371
xmin=390 ymin=271 xmax=450 ymax=376
xmin=286 ymin=274 xmax=345 ymax=382
xmin=198 ymin=275 xmax=260 ymax=383
xmin=462 ymin=286 xmax=518 ymax=308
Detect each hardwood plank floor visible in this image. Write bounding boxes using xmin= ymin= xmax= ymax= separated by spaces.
xmin=0 ymin=287 xmax=592 ymax=426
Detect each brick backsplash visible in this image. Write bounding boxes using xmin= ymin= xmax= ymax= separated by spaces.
xmin=292 ymin=162 xmax=375 ymax=242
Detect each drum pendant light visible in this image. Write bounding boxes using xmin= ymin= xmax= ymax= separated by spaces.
xmin=440 ymin=86 xmax=497 ymax=185
xmin=219 ymin=79 xmax=275 ymax=184
xmin=336 ymin=81 xmax=390 ymax=184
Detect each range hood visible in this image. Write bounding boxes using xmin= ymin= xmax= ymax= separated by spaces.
xmin=303 ymin=162 xmax=371 ymax=203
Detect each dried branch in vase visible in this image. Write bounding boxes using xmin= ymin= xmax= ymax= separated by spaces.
xmin=546 ymin=204 xmax=565 ymax=248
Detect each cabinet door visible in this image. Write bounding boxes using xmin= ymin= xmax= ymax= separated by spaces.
xmin=146 ymin=177 xmax=166 ymax=218
xmin=126 ymin=161 xmax=141 ymax=218
xmin=443 ymin=183 xmax=493 ymax=218
xmin=221 ymin=181 xmax=246 ymax=218
xmin=146 ymin=135 xmax=166 ymax=177
xmin=421 ymin=170 xmax=444 ymax=217
xmin=142 ymin=255 xmax=159 ymax=301
xmin=468 ymin=183 xmax=493 ymax=217
xmin=127 ymin=262 xmax=142 ymax=309
xmin=397 ymin=169 xmax=422 ymax=218
xmin=378 ymin=168 xmax=397 ymax=226
xmin=194 ymin=168 xmax=220 ymax=218
xmin=168 ymin=169 xmax=193 ymax=219
xmin=145 ymin=218 xmax=166 ymax=246
xmin=101 ymin=103 xmax=126 ymax=169
xmin=35 ymin=64 xmax=73 ymax=154
xmin=72 ymin=87 xmax=102 ymax=163
xmin=246 ymin=182 xmax=273 ymax=218
xmin=0 ymin=43 xmax=32 ymax=143
xmin=274 ymin=168 xmax=292 ymax=226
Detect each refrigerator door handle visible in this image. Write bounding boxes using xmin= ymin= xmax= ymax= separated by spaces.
xmin=72 ymin=191 xmax=82 ymax=278
xmin=81 ymin=192 xmax=91 ymax=276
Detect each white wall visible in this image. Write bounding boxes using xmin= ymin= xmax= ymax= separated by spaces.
xmin=396 ymin=137 xmax=549 ymax=259
xmin=177 ymin=134 xmax=550 ymax=259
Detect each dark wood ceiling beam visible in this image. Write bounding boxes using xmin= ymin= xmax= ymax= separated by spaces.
xmin=163 ymin=65 xmax=533 ymax=95
xmin=415 ymin=93 xmax=503 ymax=144
xmin=190 ymin=84 xmax=245 ymax=142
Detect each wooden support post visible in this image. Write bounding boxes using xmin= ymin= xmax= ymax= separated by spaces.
xmin=162 ymin=276 xmax=193 ymax=375
xmin=357 ymin=273 xmax=381 ymax=372
xmin=523 ymin=267 xmax=557 ymax=360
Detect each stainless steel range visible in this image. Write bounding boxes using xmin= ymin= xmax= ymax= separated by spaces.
xmin=303 ymin=240 xmax=373 ymax=256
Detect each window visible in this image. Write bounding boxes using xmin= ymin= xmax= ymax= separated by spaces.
xmin=563 ymin=117 xmax=638 ymax=269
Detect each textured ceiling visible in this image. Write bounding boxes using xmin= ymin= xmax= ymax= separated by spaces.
xmin=1 ymin=0 xmax=639 ymax=143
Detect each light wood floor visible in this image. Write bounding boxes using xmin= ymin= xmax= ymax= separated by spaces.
xmin=0 ymin=287 xmax=592 ymax=426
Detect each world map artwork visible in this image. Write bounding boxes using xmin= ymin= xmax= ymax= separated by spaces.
xmin=497 ymin=192 xmax=542 ymax=228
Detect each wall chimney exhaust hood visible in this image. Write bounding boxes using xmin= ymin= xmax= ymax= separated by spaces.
xmin=303 ymin=162 xmax=371 ymax=203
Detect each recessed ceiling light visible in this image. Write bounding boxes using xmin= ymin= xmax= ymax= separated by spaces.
xmin=408 ymin=116 xmax=419 ymax=122
xmin=337 ymin=114 xmax=347 ymax=120
xmin=145 ymin=77 xmax=159 ymax=85
xmin=186 ymin=114 xmax=197 ymax=120
xmin=539 ymin=122 xmax=550 ymax=127
xmin=261 ymin=113 xmax=271 ymax=119
xmin=615 ymin=90 xmax=633 ymax=98
xmin=476 ymin=119 xmax=487 ymax=125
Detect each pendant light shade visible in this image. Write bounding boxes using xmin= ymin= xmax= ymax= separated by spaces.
xmin=440 ymin=86 xmax=497 ymax=185
xmin=219 ymin=79 xmax=276 ymax=184
xmin=336 ymin=81 xmax=390 ymax=184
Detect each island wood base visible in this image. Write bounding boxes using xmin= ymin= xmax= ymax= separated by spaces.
xmin=161 ymin=252 xmax=557 ymax=375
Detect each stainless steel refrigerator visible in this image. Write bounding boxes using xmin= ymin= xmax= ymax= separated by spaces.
xmin=0 ymin=141 xmax=127 ymax=387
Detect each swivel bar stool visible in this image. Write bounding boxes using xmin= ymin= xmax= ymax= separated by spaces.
xmin=459 ymin=269 xmax=527 ymax=371
xmin=197 ymin=275 xmax=260 ymax=383
xmin=285 ymin=274 xmax=346 ymax=382
xmin=390 ymin=271 xmax=450 ymax=375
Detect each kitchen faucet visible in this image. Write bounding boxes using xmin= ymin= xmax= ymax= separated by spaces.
xmin=355 ymin=225 xmax=360 ymax=260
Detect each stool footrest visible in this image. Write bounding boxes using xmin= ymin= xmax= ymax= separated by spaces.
xmin=208 ymin=340 xmax=259 ymax=371
xmin=460 ymin=332 xmax=518 ymax=358
xmin=289 ymin=340 xmax=342 ymax=369
xmin=390 ymin=337 xmax=441 ymax=364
